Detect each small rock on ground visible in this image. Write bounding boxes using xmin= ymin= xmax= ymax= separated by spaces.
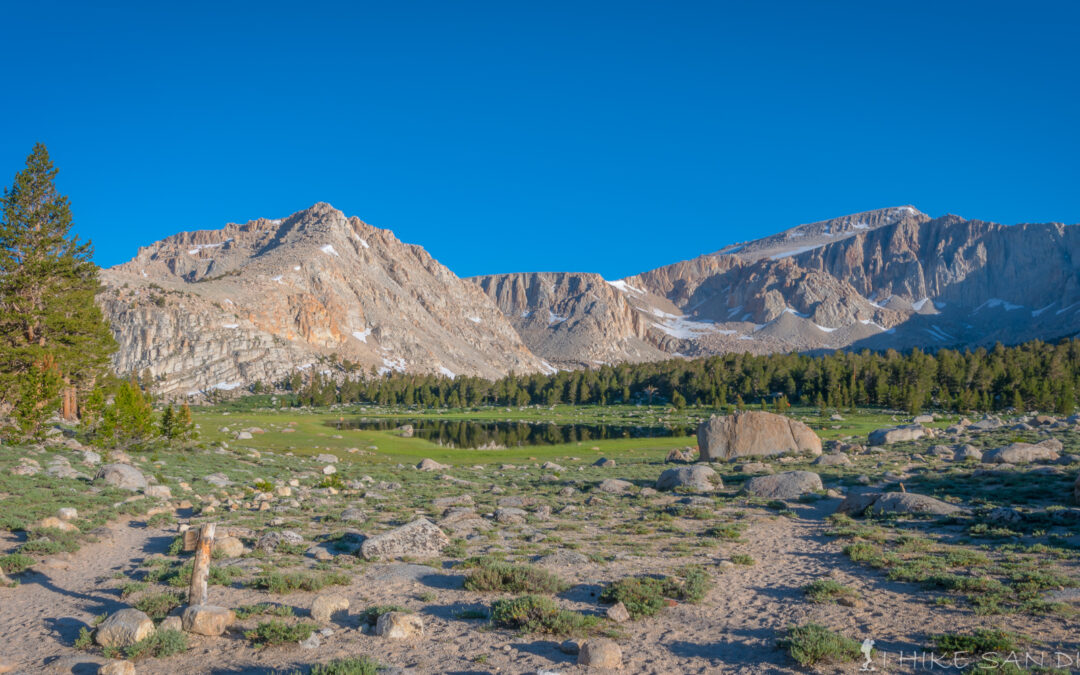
xmin=375 ymin=611 xmax=424 ymax=639
xmin=311 ymin=594 xmax=350 ymax=623
xmin=578 ymin=638 xmax=622 ymax=668
xmin=95 ymin=609 xmax=154 ymax=648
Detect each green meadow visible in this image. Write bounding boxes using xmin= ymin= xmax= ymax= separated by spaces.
xmin=191 ymin=404 xmax=961 ymax=466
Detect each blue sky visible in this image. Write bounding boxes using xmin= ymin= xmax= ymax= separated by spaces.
xmin=1 ymin=1 xmax=1077 ymax=278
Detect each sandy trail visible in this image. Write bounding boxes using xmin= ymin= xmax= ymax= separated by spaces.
xmin=4 ymin=499 xmax=1077 ymax=674
xmin=610 ymin=502 xmax=840 ymax=674
xmin=643 ymin=500 xmax=1080 ymax=675
xmin=0 ymin=520 xmax=173 ymax=674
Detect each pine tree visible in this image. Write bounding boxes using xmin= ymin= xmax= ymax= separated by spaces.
xmin=1011 ymin=388 xmax=1025 ymax=413
xmin=160 ymin=404 xmax=175 ymax=439
xmin=176 ymin=403 xmax=197 ymax=440
xmin=0 ymin=144 xmax=116 ymax=434
xmin=671 ymin=389 xmax=686 ymax=409
xmin=104 ymin=378 xmax=155 ymax=446
xmin=1056 ymin=379 xmax=1075 ymax=416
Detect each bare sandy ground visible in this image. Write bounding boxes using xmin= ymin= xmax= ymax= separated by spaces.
xmin=4 ymin=499 xmax=1077 ymax=674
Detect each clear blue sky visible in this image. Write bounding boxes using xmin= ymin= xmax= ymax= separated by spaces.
xmin=1 ymin=1 xmax=1077 ymax=279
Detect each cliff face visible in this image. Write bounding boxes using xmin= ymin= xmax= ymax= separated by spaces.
xmin=99 ymin=203 xmax=547 ymax=397
xmin=470 ymin=272 xmax=664 ymax=367
xmin=100 ymin=202 xmax=1080 ymax=396
xmin=793 ymin=216 xmax=1080 ymax=310
xmin=476 ymin=207 xmax=1080 ymax=360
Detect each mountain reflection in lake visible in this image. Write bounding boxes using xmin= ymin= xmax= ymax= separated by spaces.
xmin=329 ymin=418 xmax=694 ymax=449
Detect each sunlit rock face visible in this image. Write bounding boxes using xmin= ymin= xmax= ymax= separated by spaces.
xmin=99 ymin=202 xmax=546 ymax=397
xmin=477 ymin=207 xmax=1080 ymax=362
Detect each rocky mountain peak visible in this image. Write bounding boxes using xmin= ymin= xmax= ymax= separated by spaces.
xmin=97 ymin=202 xmax=1080 ymax=395
xmin=713 ymin=206 xmax=929 ymax=261
xmin=99 ymin=204 xmax=548 ymax=397
xmin=476 ymin=207 xmax=1080 ymax=367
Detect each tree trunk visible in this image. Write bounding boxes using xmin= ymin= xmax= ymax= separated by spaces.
xmin=61 ymin=386 xmax=77 ymax=421
xmin=188 ymin=523 xmax=216 ymax=606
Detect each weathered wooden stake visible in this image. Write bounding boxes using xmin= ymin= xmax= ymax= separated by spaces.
xmin=188 ymin=522 xmax=216 ymax=606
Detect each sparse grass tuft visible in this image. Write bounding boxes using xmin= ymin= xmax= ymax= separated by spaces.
xmin=146 ymin=511 xmax=175 ymax=528
xmin=111 ymin=629 xmax=188 ymax=660
xmin=234 ymin=603 xmax=294 ymax=619
xmin=245 ymin=619 xmax=317 ymax=646
xmin=119 ymin=580 xmax=148 ymax=598
xmin=73 ymin=626 xmax=94 ymax=650
xmin=490 ymin=595 xmax=601 ymax=636
xmin=302 ymin=657 xmax=383 ymax=675
xmin=463 ymin=557 xmax=569 ymax=594
xmin=249 ymin=570 xmax=350 ymax=594
xmin=779 ymin=623 xmax=862 ymax=667
xmin=803 ymin=579 xmax=859 ymax=604
xmin=931 ymin=629 xmax=1021 ymax=656
xmin=360 ymin=605 xmax=411 ymax=626
xmin=599 ymin=566 xmax=711 ymax=619
xmin=19 ymin=527 xmax=81 ymax=555
xmin=0 ymin=553 xmax=35 ymax=575
xmin=133 ymin=591 xmax=185 ymax=619
xmin=703 ymin=522 xmax=747 ymax=541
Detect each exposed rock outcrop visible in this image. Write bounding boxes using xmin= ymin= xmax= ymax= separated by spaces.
xmin=982 ymin=443 xmax=1060 ymax=464
xmin=471 ymin=272 xmax=665 ymax=368
xmin=840 ymin=491 xmax=964 ymax=516
xmin=475 ymin=206 xmax=1080 ymax=367
xmin=655 ymin=465 xmax=720 ymax=492
xmin=99 ymin=203 xmax=547 ymax=397
xmin=94 ymin=464 xmax=147 ymax=492
xmin=98 ymin=203 xmax=1080 ymax=389
xmin=868 ymin=425 xmax=926 ymax=446
xmin=741 ymin=471 xmax=823 ymax=499
xmin=95 ymin=609 xmax=154 ymax=648
xmin=359 ymin=518 xmax=449 ymax=560
xmin=697 ymin=411 xmax=822 ymax=461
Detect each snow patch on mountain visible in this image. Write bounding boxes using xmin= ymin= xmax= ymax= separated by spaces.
xmin=187 ymin=239 xmax=233 ymax=255
xmin=607 ymin=279 xmax=646 ymax=295
xmin=974 ymin=298 xmax=1023 ymax=313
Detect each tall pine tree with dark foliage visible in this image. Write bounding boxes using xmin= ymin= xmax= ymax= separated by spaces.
xmin=0 ymin=144 xmax=116 ymax=434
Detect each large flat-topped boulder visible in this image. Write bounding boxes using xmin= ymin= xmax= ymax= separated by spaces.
xmin=94 ymin=463 xmax=147 ymax=492
xmin=655 ymin=465 xmax=720 ymax=492
xmin=741 ymin=470 xmax=823 ymax=499
xmin=868 ymin=424 xmax=925 ymax=445
xmin=95 ymin=609 xmax=154 ymax=647
xmin=982 ymin=442 xmax=1060 ymax=464
xmin=360 ymin=518 xmax=449 ymax=561
xmin=697 ymin=411 xmax=822 ymax=461
xmin=839 ymin=490 xmax=964 ymax=516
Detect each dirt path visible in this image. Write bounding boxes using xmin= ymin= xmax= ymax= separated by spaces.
xmin=4 ymin=500 xmax=1077 ymax=674
xmin=634 ymin=500 xmax=1080 ymax=674
xmin=601 ymin=501 xmax=839 ymax=674
xmin=0 ymin=519 xmax=174 ymax=674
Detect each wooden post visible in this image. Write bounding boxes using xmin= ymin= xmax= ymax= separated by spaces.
xmin=188 ymin=523 xmax=216 ymax=606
